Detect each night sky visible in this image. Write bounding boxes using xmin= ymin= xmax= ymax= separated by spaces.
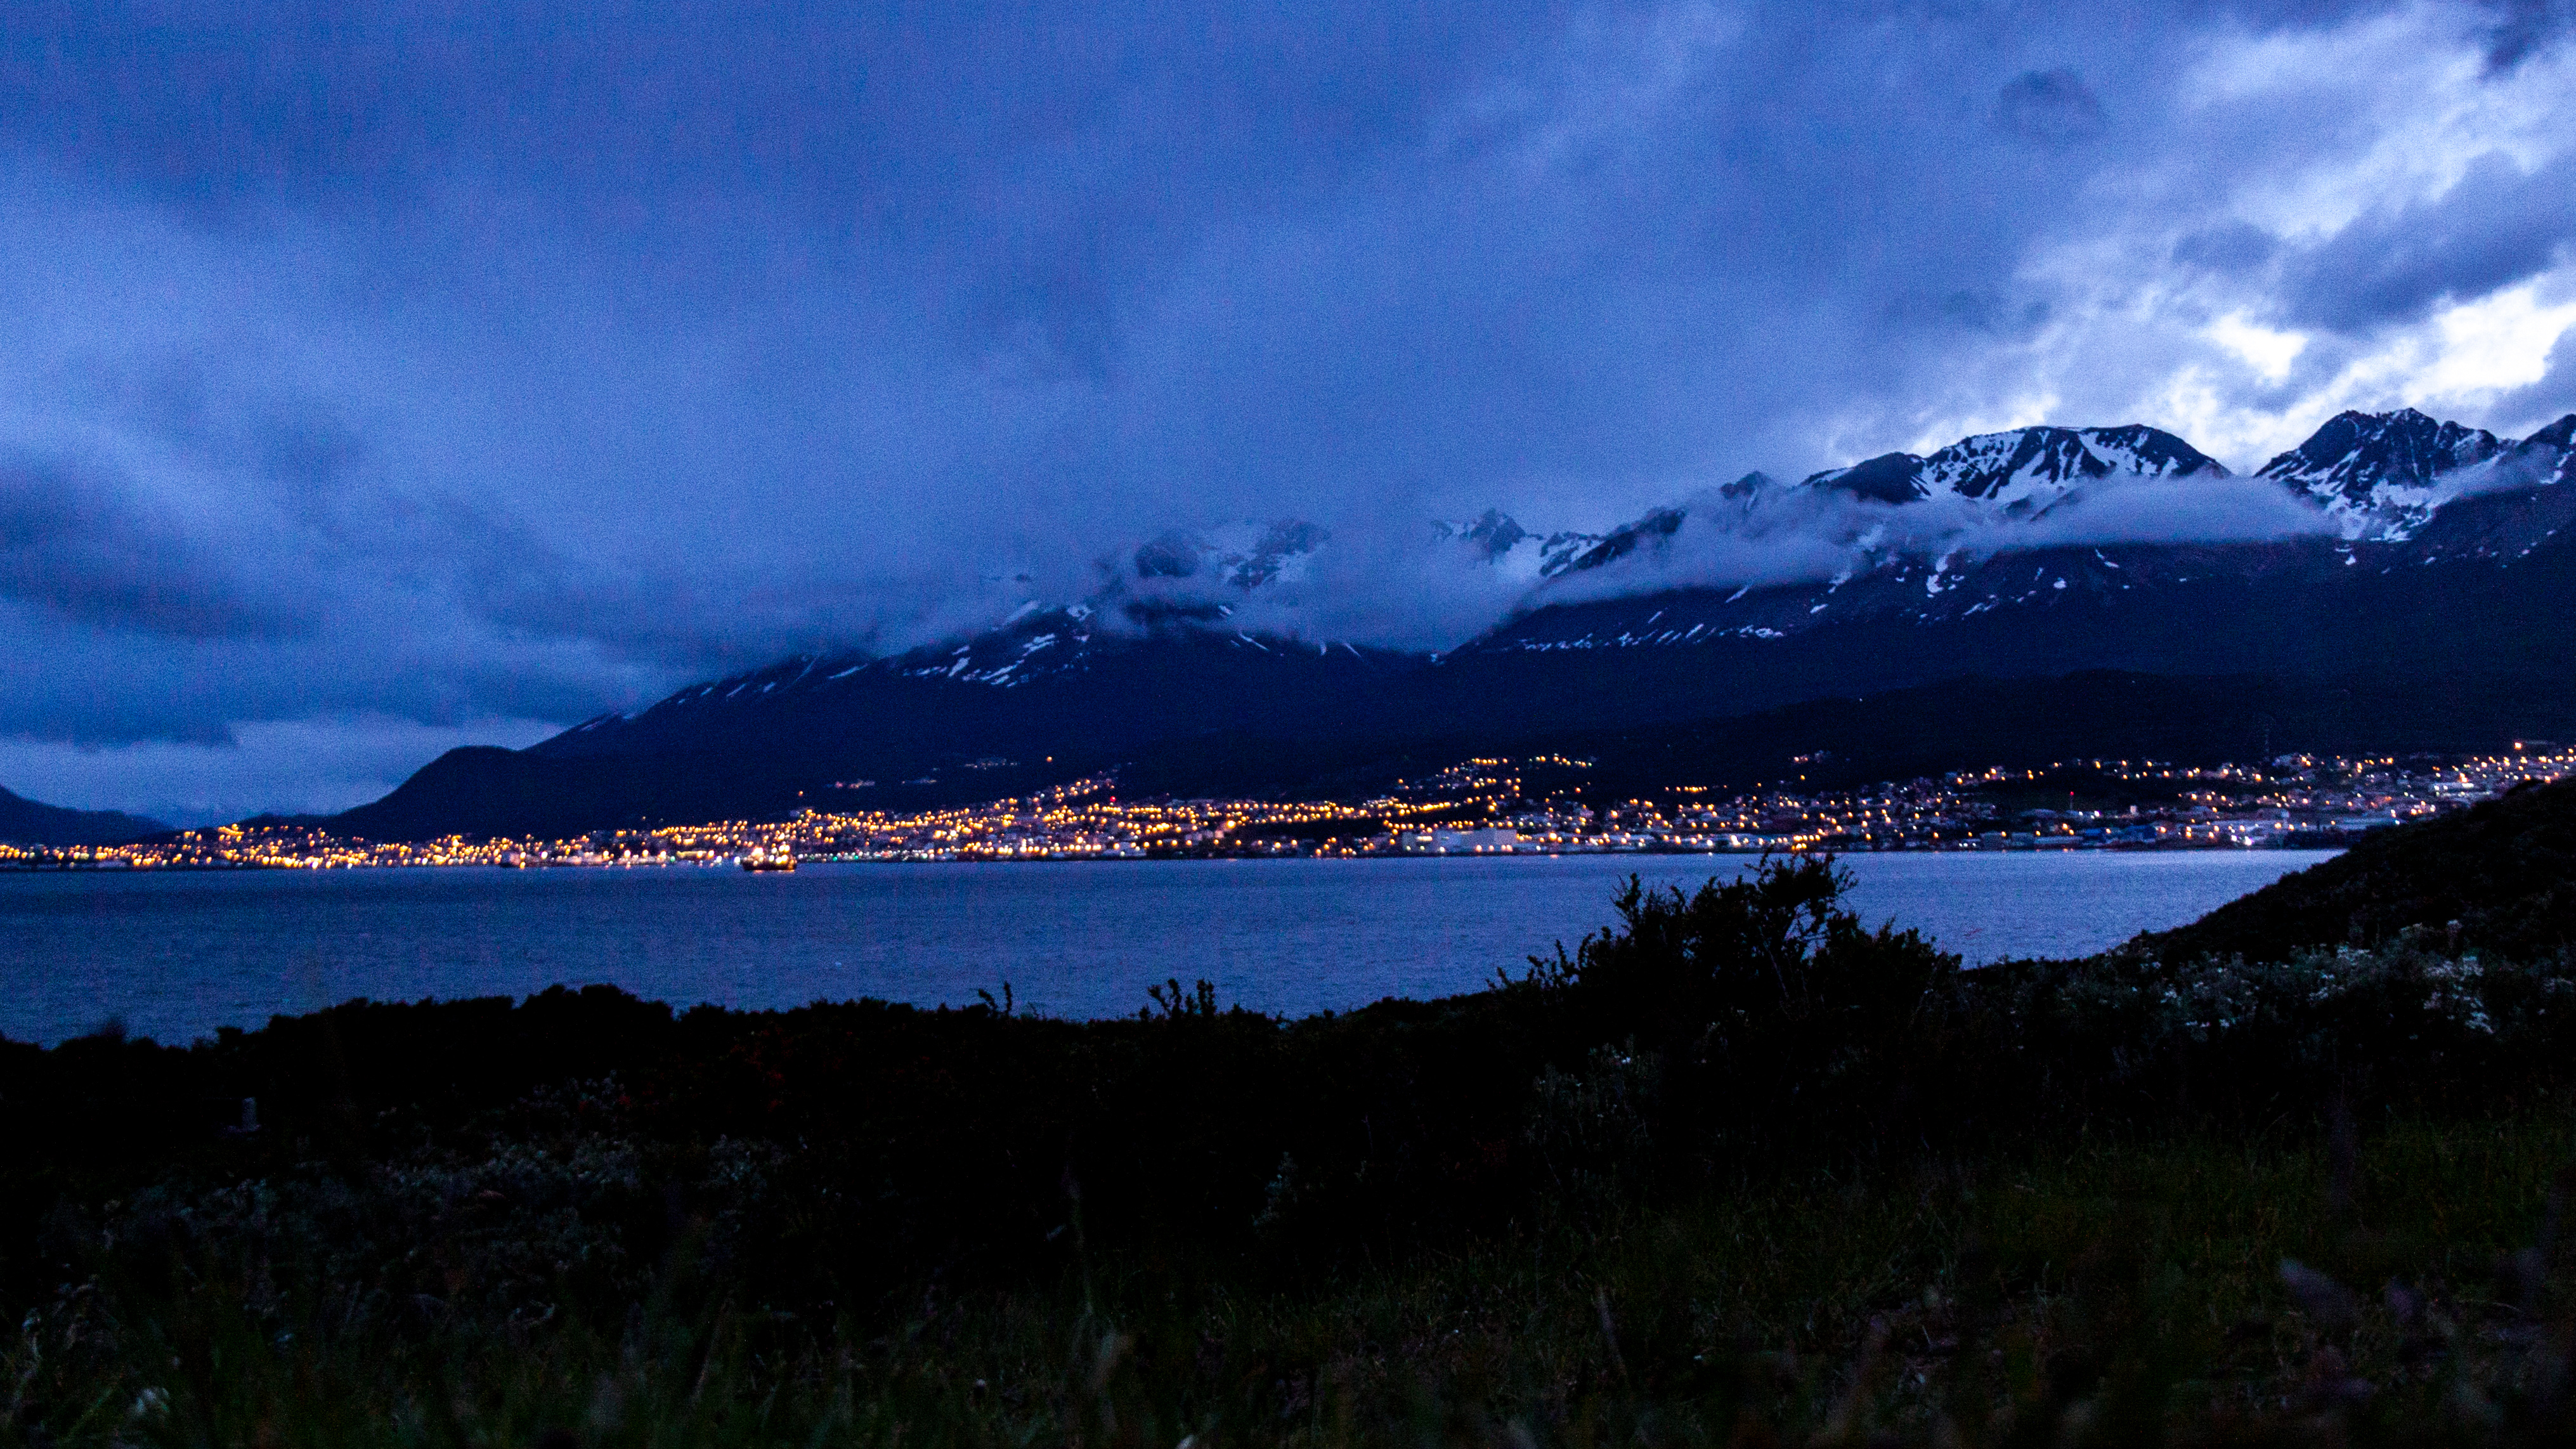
xmin=2 ymin=0 xmax=2572 ymax=821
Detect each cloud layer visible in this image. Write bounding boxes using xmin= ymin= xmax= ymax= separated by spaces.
xmin=1 ymin=0 xmax=2573 ymax=814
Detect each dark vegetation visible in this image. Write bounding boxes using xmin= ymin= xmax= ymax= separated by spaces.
xmin=1961 ymin=762 xmax=2210 ymax=815
xmin=1225 ymin=815 xmax=1390 ymax=844
xmin=2145 ymin=776 xmax=2576 ymax=965
xmin=10 ymin=785 xmax=2576 ymax=1442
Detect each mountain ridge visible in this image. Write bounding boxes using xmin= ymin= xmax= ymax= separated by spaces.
xmin=1800 ymin=422 xmax=2227 ymax=513
xmin=0 ymin=786 xmax=169 ymax=847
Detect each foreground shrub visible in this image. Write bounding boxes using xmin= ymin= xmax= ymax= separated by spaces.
xmin=13 ymin=853 xmax=2576 ymax=1315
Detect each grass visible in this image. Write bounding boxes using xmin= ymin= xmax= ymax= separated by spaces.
xmin=14 ymin=1108 xmax=2576 ymax=1446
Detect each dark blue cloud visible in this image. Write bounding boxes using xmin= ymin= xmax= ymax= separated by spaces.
xmin=0 ymin=0 xmax=2570 ymax=814
xmin=1994 ymin=67 xmax=2104 ymax=146
xmin=2282 ymin=149 xmax=2576 ymax=332
xmin=2171 ymin=220 xmax=2279 ymax=275
xmin=2480 ymin=0 xmax=2576 ymax=68
xmin=0 ymin=452 xmax=304 ymax=639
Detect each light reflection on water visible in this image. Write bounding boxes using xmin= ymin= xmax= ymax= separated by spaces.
xmin=3 ymin=850 xmax=2336 ymax=1046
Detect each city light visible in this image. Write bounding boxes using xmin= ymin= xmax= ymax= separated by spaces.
xmin=10 ymin=748 xmax=2568 ymax=871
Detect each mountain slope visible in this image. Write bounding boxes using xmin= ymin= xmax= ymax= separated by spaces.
xmin=0 ymin=787 xmax=167 ymax=847
xmin=2140 ymin=776 xmax=2576 ymax=963
xmin=1107 ymin=666 xmax=2576 ymax=805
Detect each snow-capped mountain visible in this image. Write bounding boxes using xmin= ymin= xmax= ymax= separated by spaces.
xmin=1473 ymin=413 xmax=2568 ymax=595
xmin=1540 ymin=505 xmax=1686 ymax=576
xmin=1804 ymin=424 xmax=2228 ymax=512
xmin=2256 ymin=408 xmax=2514 ymax=541
xmin=1501 ymin=426 xmax=2234 ymax=585
xmin=1462 ymin=408 xmax=2575 ymax=659
xmin=913 ymin=423 xmax=2276 ymax=662
xmin=1433 ymin=509 xmax=1611 ymax=579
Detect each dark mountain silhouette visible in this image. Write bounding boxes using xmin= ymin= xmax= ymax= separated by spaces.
xmin=0 ymin=787 xmax=167 ymax=847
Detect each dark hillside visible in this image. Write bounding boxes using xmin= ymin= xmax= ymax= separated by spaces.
xmin=0 ymin=784 xmax=166 ymax=846
xmin=1506 ymin=666 xmax=2564 ymax=802
xmin=1101 ymin=665 xmax=2565 ymax=805
xmin=326 ymin=746 xmax=804 ymax=839
xmin=327 ymin=663 xmax=2576 ymax=840
xmin=2143 ymin=775 xmax=2576 ymax=963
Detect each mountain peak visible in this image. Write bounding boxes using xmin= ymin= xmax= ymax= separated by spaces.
xmin=1799 ymin=424 xmax=2228 ymax=513
xmin=1549 ymin=506 xmax=1687 ymax=576
xmin=2256 ymin=408 xmax=2503 ymax=491
xmin=1810 ymin=452 xmax=1930 ymax=504
xmin=1435 ymin=509 xmax=1530 ymax=561
xmin=1920 ymin=424 xmax=2226 ymax=514
xmin=2256 ymin=408 xmax=2508 ymax=540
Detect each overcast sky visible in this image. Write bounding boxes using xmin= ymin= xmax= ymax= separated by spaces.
xmin=2 ymin=0 xmax=2573 ymax=822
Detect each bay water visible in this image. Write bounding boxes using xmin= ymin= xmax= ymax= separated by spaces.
xmin=1 ymin=851 xmax=2336 ymax=1047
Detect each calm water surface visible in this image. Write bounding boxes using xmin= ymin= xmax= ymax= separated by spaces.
xmin=1 ymin=852 xmax=2336 ymax=1046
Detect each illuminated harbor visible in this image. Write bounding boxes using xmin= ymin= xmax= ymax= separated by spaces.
xmin=6 ymin=746 xmax=2568 ymax=871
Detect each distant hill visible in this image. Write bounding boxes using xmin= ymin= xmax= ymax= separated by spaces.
xmin=326 ymin=746 xmax=759 ymax=842
xmin=0 ymin=787 xmax=167 ymax=847
xmin=2142 ymin=776 xmax=2576 ymax=963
